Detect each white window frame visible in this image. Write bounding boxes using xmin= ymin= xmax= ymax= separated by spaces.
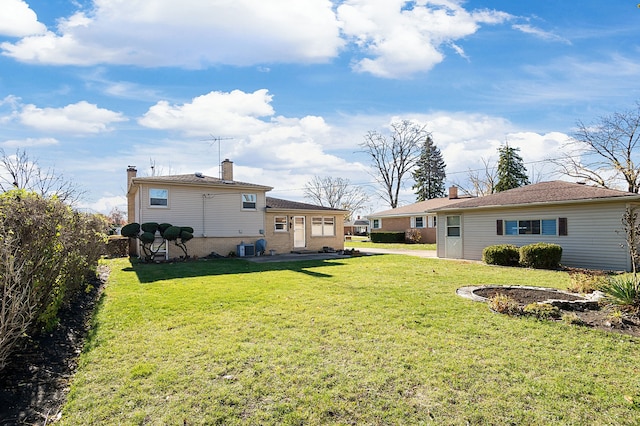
xmin=412 ymin=216 xmax=425 ymax=228
xmin=504 ymin=219 xmax=557 ymax=236
xmin=242 ymin=193 xmax=257 ymax=210
xmin=274 ymin=216 xmax=288 ymax=232
xmin=428 ymin=215 xmax=437 ymax=228
xmin=311 ymin=216 xmax=335 ymax=236
xmin=372 ymin=218 xmax=381 ymax=229
xmin=149 ymin=188 xmax=168 ymax=208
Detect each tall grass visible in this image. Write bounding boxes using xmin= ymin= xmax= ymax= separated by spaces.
xmin=61 ymin=256 xmax=640 ymax=425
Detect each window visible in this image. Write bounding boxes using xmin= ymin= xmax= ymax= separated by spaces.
xmin=372 ymin=219 xmax=381 ymax=229
xmin=274 ymin=216 xmax=287 ymax=232
xmin=311 ymin=216 xmax=335 ymax=236
xmin=429 ymin=216 xmax=437 ymax=228
xmin=502 ymin=219 xmax=559 ymax=236
xmin=413 ymin=216 xmax=425 ymax=228
xmin=149 ymin=188 xmax=168 ymax=207
xmin=242 ymin=193 xmax=257 ymax=209
xmin=446 ymin=216 xmax=460 ymax=237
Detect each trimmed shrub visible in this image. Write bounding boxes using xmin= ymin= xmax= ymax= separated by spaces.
xmin=370 ymin=232 xmax=406 ymax=243
xmin=482 ymin=244 xmax=520 ymax=266
xmin=405 ymin=229 xmax=422 ymax=244
xmin=121 ymin=222 xmax=140 ymax=237
xmin=141 ymin=222 xmax=159 ymax=234
xmin=519 ymin=243 xmax=562 ymax=269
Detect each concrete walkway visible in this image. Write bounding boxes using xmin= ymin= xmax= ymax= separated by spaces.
xmin=245 ymin=246 xmax=438 ymax=263
xmin=344 ymin=246 xmax=438 ymax=258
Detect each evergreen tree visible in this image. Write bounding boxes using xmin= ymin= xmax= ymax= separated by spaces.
xmin=412 ymin=136 xmax=447 ymax=200
xmin=495 ymin=144 xmax=529 ymax=192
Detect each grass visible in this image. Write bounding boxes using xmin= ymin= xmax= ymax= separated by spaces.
xmin=61 ymin=256 xmax=640 ymax=425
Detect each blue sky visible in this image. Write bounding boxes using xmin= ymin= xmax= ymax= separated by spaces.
xmin=1 ymin=0 xmax=639 ymax=215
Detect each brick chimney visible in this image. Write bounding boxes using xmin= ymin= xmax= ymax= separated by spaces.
xmin=221 ymin=159 xmax=233 ymax=181
xmin=448 ymin=185 xmax=458 ymax=199
xmin=126 ymin=166 xmax=137 ymax=223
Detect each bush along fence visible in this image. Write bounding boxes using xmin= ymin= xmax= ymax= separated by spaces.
xmin=121 ymin=222 xmax=193 ymax=262
xmin=0 ymin=190 xmax=108 ymax=371
xmin=482 ymin=242 xmax=562 ymax=269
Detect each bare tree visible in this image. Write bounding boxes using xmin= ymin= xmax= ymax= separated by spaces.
xmin=454 ymin=157 xmax=497 ymax=197
xmin=304 ymin=176 xmax=369 ymax=220
xmin=0 ymin=149 xmax=85 ymax=204
xmin=360 ymin=120 xmax=427 ymax=208
xmin=552 ymin=103 xmax=640 ymax=193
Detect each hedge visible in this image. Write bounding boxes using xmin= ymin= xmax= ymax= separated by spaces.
xmin=370 ymin=232 xmax=406 ymax=243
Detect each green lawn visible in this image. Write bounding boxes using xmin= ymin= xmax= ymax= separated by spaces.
xmin=62 ymin=256 xmax=640 ymax=425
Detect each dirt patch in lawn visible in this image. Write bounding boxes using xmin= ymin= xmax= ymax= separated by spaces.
xmin=0 ymin=267 xmax=109 ymax=425
xmin=464 ymin=285 xmax=640 ymax=338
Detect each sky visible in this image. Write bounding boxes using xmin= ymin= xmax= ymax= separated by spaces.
xmin=0 ymin=0 xmax=639 ymax=216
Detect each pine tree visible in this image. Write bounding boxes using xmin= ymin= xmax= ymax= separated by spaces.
xmin=495 ymin=144 xmax=529 ymax=192
xmin=412 ymin=136 xmax=447 ymax=200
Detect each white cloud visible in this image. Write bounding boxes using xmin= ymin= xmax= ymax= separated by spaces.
xmin=18 ymin=101 xmax=127 ymax=134
xmin=79 ymin=195 xmax=127 ymax=215
xmin=1 ymin=137 xmax=58 ymax=148
xmin=512 ymin=24 xmax=571 ymax=45
xmin=337 ymin=0 xmax=512 ymax=78
xmin=1 ymin=0 xmax=343 ymax=67
xmin=139 ymin=89 xmax=275 ymax=137
xmin=0 ymin=0 xmax=47 ymax=37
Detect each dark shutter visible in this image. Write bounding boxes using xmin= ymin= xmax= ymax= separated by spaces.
xmin=496 ymin=219 xmax=503 ymax=235
xmin=558 ymin=218 xmax=568 ymax=236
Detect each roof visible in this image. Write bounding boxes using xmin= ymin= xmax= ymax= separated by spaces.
xmin=345 ymin=219 xmax=370 ymax=226
xmin=266 ymin=197 xmax=347 ymax=212
xmin=432 ymin=181 xmax=640 ymax=212
xmin=130 ymin=173 xmax=272 ymax=191
xmin=368 ymin=196 xmax=472 ymax=218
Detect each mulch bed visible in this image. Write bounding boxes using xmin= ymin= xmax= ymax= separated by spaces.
xmin=475 ymin=286 xmax=640 ymax=338
xmin=0 ymin=267 xmax=109 ymax=425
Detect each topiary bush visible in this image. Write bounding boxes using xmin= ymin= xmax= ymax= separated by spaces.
xmin=482 ymin=244 xmax=520 ymax=266
xmin=519 ymin=243 xmax=562 ymax=269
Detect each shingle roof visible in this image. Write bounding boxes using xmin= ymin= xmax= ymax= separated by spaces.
xmin=432 ymin=181 xmax=640 ymax=211
xmin=266 ymin=197 xmax=346 ymax=212
xmin=369 ymin=196 xmax=472 ymax=217
xmin=131 ymin=173 xmax=272 ymax=190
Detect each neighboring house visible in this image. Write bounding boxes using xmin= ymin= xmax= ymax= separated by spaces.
xmin=367 ymin=187 xmax=470 ymax=243
xmin=126 ymin=160 xmax=345 ymax=258
xmin=432 ymin=181 xmax=640 ymax=271
xmin=344 ymin=217 xmax=370 ymax=236
xmin=264 ymin=197 xmax=346 ymax=253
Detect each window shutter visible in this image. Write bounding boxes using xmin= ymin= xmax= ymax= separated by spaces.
xmin=496 ymin=219 xmax=503 ymax=235
xmin=558 ymin=218 xmax=568 ymax=236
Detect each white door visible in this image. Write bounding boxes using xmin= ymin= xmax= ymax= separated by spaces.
xmin=293 ymin=216 xmax=306 ymax=248
xmin=444 ymin=215 xmax=462 ymax=259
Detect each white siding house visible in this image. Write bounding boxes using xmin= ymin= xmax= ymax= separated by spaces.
xmin=433 ymin=181 xmax=640 ymax=271
xmin=126 ymin=160 xmax=345 ymax=258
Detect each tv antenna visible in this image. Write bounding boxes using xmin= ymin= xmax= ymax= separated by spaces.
xmin=202 ymin=135 xmax=233 ymax=178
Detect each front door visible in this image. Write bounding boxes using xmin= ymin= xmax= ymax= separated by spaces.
xmin=444 ymin=215 xmax=462 ymax=259
xmin=293 ymin=216 xmax=306 ymax=248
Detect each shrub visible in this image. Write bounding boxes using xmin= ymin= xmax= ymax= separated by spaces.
xmin=519 ymin=243 xmax=562 ymax=269
xmin=482 ymin=244 xmax=520 ymax=266
xmin=488 ymin=294 xmax=522 ymax=316
xmin=0 ymin=190 xmax=107 ymax=371
xmin=600 ymin=275 xmax=640 ymax=314
xmin=370 ymin=232 xmax=405 ymax=243
xmin=405 ymin=229 xmax=422 ymax=244
xmin=567 ymin=270 xmax=608 ymax=294
xmin=523 ymin=303 xmax=561 ymax=319
xmin=562 ymin=312 xmax=586 ymax=326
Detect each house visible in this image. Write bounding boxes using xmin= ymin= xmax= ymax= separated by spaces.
xmin=432 ymin=181 xmax=640 ymax=271
xmin=344 ymin=216 xmax=370 ymax=236
xmin=264 ymin=197 xmax=346 ymax=253
xmin=126 ymin=160 xmax=346 ymax=258
xmin=367 ymin=187 xmax=471 ymax=243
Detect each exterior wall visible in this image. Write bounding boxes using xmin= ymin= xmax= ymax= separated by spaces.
xmin=135 ymin=183 xmax=266 ymax=238
xmin=437 ymin=201 xmax=634 ymax=271
xmin=264 ymin=211 xmax=345 ymax=254
xmin=370 ymin=215 xmax=438 ymax=243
